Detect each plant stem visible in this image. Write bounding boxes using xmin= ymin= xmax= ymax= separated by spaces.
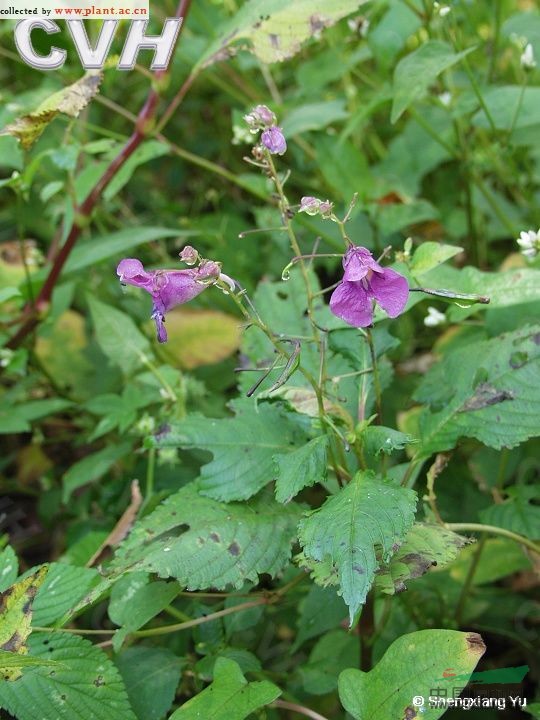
xmin=445 ymin=523 xmax=539 ymax=555
xmin=455 ymin=536 xmax=485 ymax=626
xmin=365 ymin=329 xmax=382 ymax=424
xmin=272 ymin=700 xmax=330 ymax=720
xmin=133 ymin=599 xmax=266 ymax=637
xmin=145 ymin=447 xmax=156 ymax=503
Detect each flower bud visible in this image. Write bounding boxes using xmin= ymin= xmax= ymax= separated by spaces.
xmin=179 ymin=245 xmax=199 ymax=265
xmin=261 ymin=126 xmax=287 ymax=155
xmin=244 ymin=104 xmax=277 ymax=133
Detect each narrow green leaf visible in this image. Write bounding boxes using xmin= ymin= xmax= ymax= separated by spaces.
xmin=391 ymin=41 xmax=475 ymax=123
xmin=88 ymin=296 xmax=151 ymax=375
xmin=62 ymin=442 xmax=132 ymax=502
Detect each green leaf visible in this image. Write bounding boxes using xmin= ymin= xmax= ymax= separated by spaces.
xmin=115 ymin=647 xmax=184 ymax=720
xmin=111 ymin=483 xmax=302 ymax=590
xmin=0 ymin=650 xmax=61 ymax=675
xmin=375 ymin=523 xmax=471 ymax=595
xmin=32 ymin=563 xmax=100 ymax=626
xmin=195 ymin=0 xmax=367 ymax=69
xmin=0 ymin=633 xmax=137 ymax=720
xmin=169 ymin=657 xmax=280 ymax=720
xmin=151 ymin=400 xmax=308 ymax=501
xmin=298 ymin=472 xmax=417 ymax=622
xmin=410 ymin=241 xmax=464 ymax=275
xmin=274 ymin=435 xmax=328 ymax=503
xmin=376 ymin=199 xmax=439 ymax=235
xmin=472 ymin=85 xmax=540 ymax=131
xmin=62 ymin=442 xmax=133 ymax=502
xmin=300 ymin=630 xmax=358 ymax=696
xmin=0 ymin=546 xmax=18 ymax=592
xmin=416 ymin=326 xmax=540 ymax=457
xmin=65 ymin=227 xmax=182 ymax=274
xmin=88 ymin=296 xmax=151 ymax=375
xmin=281 ymin=100 xmax=349 ymax=135
xmin=0 ymin=398 xmax=72 ymax=435
xmin=0 ymin=566 xmax=48 ymax=680
xmin=104 ymin=141 xmax=169 ymax=200
xmin=363 ymin=426 xmax=418 ymax=457
xmin=108 ymin=575 xmax=179 ymax=650
xmin=391 ymin=41 xmax=475 ymax=123
xmin=338 ymin=630 xmax=485 ymax=720
xmin=480 ymin=485 xmax=540 ymax=539
xmin=293 ymin=584 xmax=348 ymax=651
xmin=0 ymin=72 xmax=102 ymax=149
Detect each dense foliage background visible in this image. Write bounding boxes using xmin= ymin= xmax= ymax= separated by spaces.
xmin=0 ymin=1 xmax=539 ymax=719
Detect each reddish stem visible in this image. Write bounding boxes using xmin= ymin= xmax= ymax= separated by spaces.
xmin=7 ymin=0 xmax=192 ymax=350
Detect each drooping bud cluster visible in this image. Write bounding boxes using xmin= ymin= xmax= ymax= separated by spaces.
xmin=299 ymin=196 xmax=334 ymax=219
xmin=244 ymin=104 xmax=287 ymax=156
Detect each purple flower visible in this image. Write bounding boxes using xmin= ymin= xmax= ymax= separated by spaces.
xmin=117 ymin=258 xmax=209 ymax=343
xmin=329 ymin=245 xmax=409 ymax=327
xmin=244 ymin=104 xmax=277 ymax=132
xmin=299 ymin=196 xmax=334 ymax=218
xmin=261 ymin=126 xmax=287 ymax=155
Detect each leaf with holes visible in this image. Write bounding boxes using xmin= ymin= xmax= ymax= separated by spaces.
xmin=375 ymin=523 xmax=471 ymax=595
xmin=0 ymin=72 xmax=102 ymax=149
xmin=298 ymin=472 xmax=417 ymax=623
xmin=416 ymin=326 xmax=540 ymax=457
xmin=339 ymin=630 xmax=485 ymax=720
xmin=0 ymin=633 xmax=136 ymax=720
xmin=195 ymin=0 xmax=367 ymax=69
xmin=110 ymin=482 xmax=303 ymax=591
xmin=150 ymin=399 xmax=309 ymax=501
xmin=169 ymin=657 xmax=280 ymax=720
xmin=0 ymin=566 xmax=48 ymax=681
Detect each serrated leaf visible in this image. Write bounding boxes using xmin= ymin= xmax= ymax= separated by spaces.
xmin=169 ymin=657 xmax=280 ymax=720
xmin=88 ymin=297 xmax=151 ymax=375
xmin=116 ymin=647 xmax=184 ymax=720
xmin=0 ymin=72 xmax=101 ymax=149
xmin=0 ymin=633 xmax=137 ymax=720
xmin=375 ymin=523 xmax=471 ymax=595
xmin=298 ymin=473 xmax=417 ymax=623
xmin=0 ymin=566 xmax=48 ymax=680
xmin=363 ymin=426 xmax=418 ymax=457
xmin=31 ymin=563 xmax=100 ymax=626
xmin=274 ymin=435 xmax=328 ymax=503
xmin=195 ymin=0 xmax=367 ymax=69
xmin=391 ymin=41 xmax=475 ymax=123
xmin=151 ymin=400 xmax=308 ymax=501
xmin=0 ymin=649 xmax=61 ymax=675
xmin=416 ymin=326 xmax=540 ymax=457
xmin=339 ymin=630 xmax=485 ymax=720
xmin=110 ymin=483 xmax=302 ymax=590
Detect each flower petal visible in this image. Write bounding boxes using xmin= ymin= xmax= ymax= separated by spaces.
xmin=154 ymin=270 xmax=207 ymax=313
xmin=117 ymin=258 xmax=153 ymax=289
xmin=342 ymin=246 xmax=382 ymax=281
xmin=151 ymin=309 xmax=168 ymax=343
xmin=369 ymin=268 xmax=409 ymax=318
xmin=330 ymin=281 xmax=373 ymax=327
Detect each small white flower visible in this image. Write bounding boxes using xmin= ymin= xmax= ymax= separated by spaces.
xmin=520 ymin=43 xmax=536 ymax=69
xmin=434 ymin=2 xmax=451 ymax=17
xmin=516 ymin=228 xmax=540 ymax=258
xmin=424 ymin=306 xmax=446 ymax=327
xmin=438 ymin=91 xmax=452 ymax=107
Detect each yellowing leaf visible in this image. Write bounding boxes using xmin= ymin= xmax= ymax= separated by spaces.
xmin=159 ymin=309 xmax=241 ymax=369
xmin=196 ymin=0 xmax=367 ymax=68
xmin=0 ymin=566 xmax=48 ymax=680
xmin=0 ymin=72 xmax=102 ymax=149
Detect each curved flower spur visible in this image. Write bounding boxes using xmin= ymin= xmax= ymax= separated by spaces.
xmin=117 ymin=246 xmax=235 ymax=343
